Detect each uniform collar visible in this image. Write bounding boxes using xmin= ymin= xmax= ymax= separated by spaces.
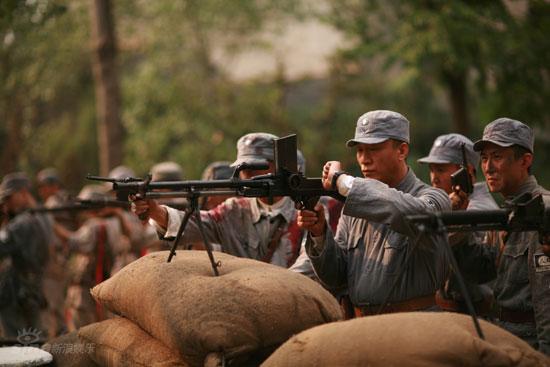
xmin=509 ymin=175 xmax=539 ymax=199
xmin=250 ymin=197 xmax=295 ymax=224
xmin=394 ymin=167 xmax=417 ymax=193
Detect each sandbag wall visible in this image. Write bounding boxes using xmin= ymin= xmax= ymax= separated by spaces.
xmin=43 ymin=250 xmax=343 ymax=366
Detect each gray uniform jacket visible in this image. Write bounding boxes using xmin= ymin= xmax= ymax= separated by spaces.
xmin=468 ymin=182 xmax=499 ymax=211
xmin=0 ymin=212 xmax=53 ymax=308
xmin=156 ymin=196 xmax=301 ymax=268
xmin=306 ymin=168 xmax=451 ymax=306
xmin=459 ymin=176 xmax=550 ymax=353
xmin=445 ymin=182 xmax=498 ymax=301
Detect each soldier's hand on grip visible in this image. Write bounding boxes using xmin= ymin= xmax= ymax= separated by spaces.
xmin=297 ymin=203 xmax=326 ymax=237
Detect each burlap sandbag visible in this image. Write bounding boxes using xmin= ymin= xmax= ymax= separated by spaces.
xmin=42 ymin=331 xmax=98 ymax=367
xmin=78 ymin=317 xmax=189 ymax=367
xmin=262 ymin=312 xmax=549 ymax=367
xmin=91 ymin=251 xmax=343 ymax=366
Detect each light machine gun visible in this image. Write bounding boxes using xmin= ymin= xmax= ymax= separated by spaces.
xmin=87 ymin=134 xmax=344 ymax=276
xmin=404 ymin=193 xmax=550 ymax=340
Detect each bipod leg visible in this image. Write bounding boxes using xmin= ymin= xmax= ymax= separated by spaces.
xmin=167 ymin=207 xmax=193 ymax=263
xmin=435 ymin=218 xmax=485 ymax=340
xmin=184 ymin=195 xmax=220 ymax=276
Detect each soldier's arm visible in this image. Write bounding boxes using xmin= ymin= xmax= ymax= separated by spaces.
xmin=156 ymin=201 xmax=230 ymax=246
xmin=305 ymin=213 xmax=350 ymax=289
xmin=342 ymin=177 xmax=451 ymax=237
xmin=452 ymin=232 xmax=498 ymax=284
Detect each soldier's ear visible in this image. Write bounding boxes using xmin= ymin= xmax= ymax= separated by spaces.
xmin=397 ymin=142 xmax=409 ymax=161
xmin=520 ymin=152 xmax=533 ymax=172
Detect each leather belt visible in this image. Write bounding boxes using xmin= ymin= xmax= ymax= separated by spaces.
xmin=497 ymin=307 xmax=535 ymax=324
xmin=354 ymin=294 xmax=436 ymax=317
xmin=435 ymin=290 xmax=493 ymax=317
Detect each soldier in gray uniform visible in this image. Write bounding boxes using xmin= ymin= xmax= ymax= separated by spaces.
xmin=133 ymin=133 xmax=304 ymax=268
xmin=461 ymin=118 xmax=550 ymax=354
xmin=36 ymin=168 xmax=73 ymax=337
xmin=0 ymin=172 xmax=54 ymax=338
xmin=199 ymin=161 xmax=234 ymax=210
xmin=418 ymin=133 xmax=498 ymax=315
xmin=298 ymin=110 xmax=451 ymax=316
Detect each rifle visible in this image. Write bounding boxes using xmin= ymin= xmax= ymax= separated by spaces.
xmin=87 ymin=134 xmax=345 ymax=275
xmin=450 ymin=143 xmax=474 ymax=194
xmin=404 ymin=192 xmax=550 ymax=340
xmin=28 ymin=198 xmax=130 ymax=213
xmin=28 ymin=199 xmax=189 ymax=214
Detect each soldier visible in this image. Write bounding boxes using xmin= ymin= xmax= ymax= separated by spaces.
xmin=0 ymin=172 xmax=53 ymax=338
xmin=133 ymin=133 xmax=303 ymax=268
xmin=462 ymin=118 xmax=550 ymax=353
xmin=56 ymin=185 xmax=136 ymax=331
xmin=417 ymin=133 xmax=498 ymax=316
xmin=297 ymin=110 xmax=451 ymax=316
xmin=141 ymin=161 xmax=188 ymax=254
xmin=151 ymin=161 xmax=188 ymax=210
xmin=36 ymin=168 xmax=73 ymax=337
xmin=199 ymin=161 xmax=233 ymax=210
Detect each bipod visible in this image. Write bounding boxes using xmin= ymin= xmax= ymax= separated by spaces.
xmin=166 ymin=191 xmax=220 ymax=276
xmin=430 ymin=217 xmax=485 ymax=340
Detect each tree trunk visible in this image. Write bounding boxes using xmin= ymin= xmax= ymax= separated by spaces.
xmin=1 ymin=97 xmax=23 ymax=174
xmin=443 ymin=69 xmax=470 ymax=135
xmin=89 ymin=0 xmax=124 ymax=176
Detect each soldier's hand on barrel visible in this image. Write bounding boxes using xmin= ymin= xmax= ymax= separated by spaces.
xmin=322 ymin=161 xmax=343 ymax=191
xmin=297 ymin=203 xmax=326 ymax=237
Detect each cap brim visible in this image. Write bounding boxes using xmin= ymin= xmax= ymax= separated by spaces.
xmin=230 ymin=158 xmax=271 ymax=168
xmin=346 ymin=137 xmax=389 ymax=147
xmin=417 ymin=156 xmax=455 ymax=165
xmin=473 ymin=139 xmax=514 ymax=152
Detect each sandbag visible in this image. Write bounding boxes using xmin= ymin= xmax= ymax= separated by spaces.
xmin=261 ymin=312 xmax=549 ymax=367
xmin=78 ymin=317 xmax=189 ymax=367
xmin=91 ymin=251 xmax=343 ymax=366
xmin=42 ymin=331 xmax=97 ymax=367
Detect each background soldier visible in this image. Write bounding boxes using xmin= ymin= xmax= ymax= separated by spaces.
xmin=463 ymin=118 xmax=550 ymax=354
xmin=0 ymin=172 xmax=53 ymax=339
xmin=56 ymin=184 xmax=136 ymax=331
xmin=418 ymin=133 xmax=498 ymax=316
xmin=298 ymin=110 xmax=451 ymax=316
xmin=199 ymin=161 xmax=233 ymax=210
xmin=36 ymin=168 xmax=73 ymax=337
xmin=133 ymin=133 xmax=303 ymax=268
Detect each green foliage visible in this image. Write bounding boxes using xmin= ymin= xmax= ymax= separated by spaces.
xmin=0 ymin=0 xmax=548 ymax=192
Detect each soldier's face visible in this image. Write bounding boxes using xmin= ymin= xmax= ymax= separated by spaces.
xmin=428 ymin=163 xmax=461 ymax=194
xmin=239 ymin=161 xmax=275 ymax=180
xmin=480 ymin=143 xmax=531 ymax=196
xmin=4 ymin=191 xmax=27 ymax=214
xmin=355 ymin=140 xmax=408 ymax=186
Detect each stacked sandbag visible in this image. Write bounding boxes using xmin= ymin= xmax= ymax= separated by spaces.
xmin=42 ymin=331 xmax=97 ymax=367
xmin=91 ymin=250 xmax=343 ymax=366
xmin=262 ymin=312 xmax=549 ymax=367
xmin=78 ymin=317 xmax=189 ymax=367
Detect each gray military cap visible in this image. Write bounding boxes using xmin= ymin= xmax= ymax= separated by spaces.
xmin=231 ymin=132 xmax=278 ymax=167
xmin=37 ymin=167 xmax=60 ymax=186
xmin=0 ymin=172 xmax=31 ymax=202
xmin=202 ymin=161 xmax=233 ymax=181
xmin=473 ymin=118 xmax=534 ymax=153
xmin=346 ymin=110 xmax=410 ymax=147
xmin=151 ymin=161 xmax=184 ymax=182
xmin=418 ymin=133 xmax=479 ymax=167
xmin=77 ymin=184 xmax=109 ymax=201
xmin=108 ymin=165 xmax=136 ymax=180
